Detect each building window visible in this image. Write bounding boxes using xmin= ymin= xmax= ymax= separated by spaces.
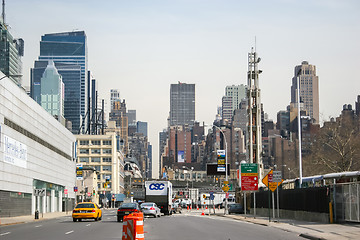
xmin=79 ymin=140 xmax=89 ymax=145
xmin=91 ymin=157 xmax=101 ymax=162
xmin=79 ymin=157 xmax=89 ymax=163
xmin=91 ymin=165 xmax=100 ymax=171
xmin=92 ymin=140 xmax=101 ymax=145
xmin=103 ymin=165 xmax=112 ymax=171
xmin=91 ymin=149 xmax=101 ymax=154
xmin=103 ymin=149 xmax=112 ymax=154
xmin=103 ymin=140 xmax=112 ymax=145
xmin=103 ymin=157 xmax=112 ymax=163
xmin=79 ymin=149 xmax=89 ymax=154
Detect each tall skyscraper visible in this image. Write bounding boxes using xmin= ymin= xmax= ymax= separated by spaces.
xmin=30 ymin=60 xmax=81 ymax=131
xmin=37 ymin=31 xmax=88 ymax=133
xmin=40 ymin=61 xmax=65 ymax=122
xmin=0 ymin=19 xmax=23 ymax=85
xmin=291 ymin=61 xmax=319 ymax=124
xmin=137 ymin=121 xmax=148 ymax=137
xmin=170 ymin=82 xmax=195 ymax=127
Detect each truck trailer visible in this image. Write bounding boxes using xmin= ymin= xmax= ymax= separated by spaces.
xmin=145 ymin=181 xmax=173 ymax=215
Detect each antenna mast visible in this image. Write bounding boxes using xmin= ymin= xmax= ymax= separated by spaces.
xmin=2 ymin=0 xmax=5 ymax=24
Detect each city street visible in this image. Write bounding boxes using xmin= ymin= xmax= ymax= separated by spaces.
xmin=1 ymin=209 xmax=303 ymax=240
xmin=0 ymin=209 xmax=122 ymax=240
xmin=145 ymin=212 xmax=302 ymax=240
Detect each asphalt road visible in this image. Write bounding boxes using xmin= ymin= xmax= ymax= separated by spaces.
xmin=145 ymin=213 xmax=304 ymax=240
xmin=0 ymin=209 xmax=123 ymax=240
xmin=0 ymin=209 xmax=303 ymax=240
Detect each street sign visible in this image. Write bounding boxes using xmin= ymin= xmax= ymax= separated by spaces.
xmin=272 ymin=171 xmax=282 ymax=182
xmin=262 ymin=170 xmax=284 ymax=192
xmin=222 ymin=185 xmax=230 ymax=192
xmin=76 ymin=170 xmax=83 ymax=180
xmin=74 ymin=186 xmax=78 ymax=192
xmin=241 ymin=163 xmax=259 ymax=191
xmin=34 ymin=188 xmax=46 ymax=196
xmin=76 ymin=163 xmax=83 ymax=169
xmin=210 ymin=192 xmax=215 ymax=200
xmin=217 ymin=150 xmax=226 ymax=165
xmin=241 ymin=163 xmax=258 ymax=174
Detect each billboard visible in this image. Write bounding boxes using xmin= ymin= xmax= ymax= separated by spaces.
xmin=177 ymin=150 xmax=185 ymax=162
xmin=206 ymin=163 xmax=230 ymax=175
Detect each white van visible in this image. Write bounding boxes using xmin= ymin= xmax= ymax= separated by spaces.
xmin=221 ymin=196 xmax=235 ymax=208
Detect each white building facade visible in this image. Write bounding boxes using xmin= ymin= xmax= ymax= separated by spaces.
xmin=0 ymin=75 xmax=76 ymax=217
xmin=76 ymin=133 xmax=125 ymax=200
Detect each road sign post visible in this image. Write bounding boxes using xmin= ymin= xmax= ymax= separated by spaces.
xmin=262 ymin=170 xmax=284 ymax=222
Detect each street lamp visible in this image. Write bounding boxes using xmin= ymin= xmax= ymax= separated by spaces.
xmin=182 ymin=166 xmax=194 ymax=188
xmin=211 ymin=125 xmax=228 ymax=215
xmin=296 ymin=69 xmax=303 ymax=187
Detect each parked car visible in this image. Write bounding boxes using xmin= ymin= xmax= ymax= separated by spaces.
xmin=228 ymin=203 xmax=244 ymax=214
xmin=117 ymin=202 xmax=141 ymax=222
xmin=72 ymin=202 xmax=102 ymax=222
xmin=140 ymin=202 xmax=161 ymax=218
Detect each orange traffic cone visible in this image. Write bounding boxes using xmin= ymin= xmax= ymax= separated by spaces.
xmin=122 ymin=215 xmax=130 ymax=240
xmin=197 ymin=205 xmax=199 ymax=210
xmin=133 ymin=212 xmax=144 ymax=240
xmin=201 ymin=208 xmax=205 ymax=215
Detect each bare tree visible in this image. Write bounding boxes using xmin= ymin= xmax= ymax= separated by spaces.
xmin=305 ymin=117 xmax=360 ymax=175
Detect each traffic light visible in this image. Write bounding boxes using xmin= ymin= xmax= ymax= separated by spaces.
xmin=93 ymin=189 xmax=96 ymax=196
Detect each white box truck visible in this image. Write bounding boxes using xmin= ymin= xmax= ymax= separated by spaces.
xmin=145 ymin=181 xmax=173 ymax=215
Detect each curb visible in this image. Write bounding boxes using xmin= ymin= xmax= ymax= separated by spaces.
xmin=299 ymin=233 xmax=326 ymax=240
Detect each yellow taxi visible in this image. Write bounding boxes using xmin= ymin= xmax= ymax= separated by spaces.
xmin=72 ymin=202 xmax=102 ymax=222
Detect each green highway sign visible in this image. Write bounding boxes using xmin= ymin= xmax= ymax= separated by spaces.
xmin=241 ymin=163 xmax=258 ymax=174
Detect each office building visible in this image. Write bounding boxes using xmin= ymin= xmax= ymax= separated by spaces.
xmin=37 ymin=31 xmax=88 ymax=133
xmin=76 ymin=133 xmax=125 ymax=197
xmin=291 ymin=61 xmax=319 ymax=124
xmin=137 ymin=121 xmax=148 ymax=137
xmin=40 ymin=61 xmax=65 ymax=123
xmin=222 ymin=85 xmax=246 ymax=122
xmin=0 ymin=20 xmax=23 ymax=85
xmin=170 ymin=82 xmax=195 ymax=127
xmin=110 ymin=89 xmax=120 ymax=111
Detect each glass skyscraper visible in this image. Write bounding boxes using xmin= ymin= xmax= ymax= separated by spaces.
xmin=0 ymin=20 xmax=23 ymax=85
xmin=31 ymin=31 xmax=88 ymax=133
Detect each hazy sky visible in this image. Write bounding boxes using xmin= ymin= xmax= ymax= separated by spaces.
xmin=7 ymin=0 xmax=360 ymax=177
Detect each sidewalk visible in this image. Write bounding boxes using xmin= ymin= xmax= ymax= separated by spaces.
xmin=0 ymin=211 xmax=70 ymax=226
xmin=189 ymin=208 xmax=360 ymax=240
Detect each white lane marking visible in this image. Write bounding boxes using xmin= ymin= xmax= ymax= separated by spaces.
xmin=65 ymin=230 xmax=74 ymax=235
xmin=35 ymin=225 xmax=42 ymax=228
xmin=86 ymin=224 xmax=91 ymax=227
xmin=0 ymin=232 xmax=11 ymax=236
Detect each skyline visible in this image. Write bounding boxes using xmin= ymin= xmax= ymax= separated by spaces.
xmin=7 ymin=0 xmax=360 ymax=178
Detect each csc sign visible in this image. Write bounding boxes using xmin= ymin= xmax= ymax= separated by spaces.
xmin=149 ymin=183 xmax=165 ymax=190
xmin=146 ymin=182 xmax=168 ymax=195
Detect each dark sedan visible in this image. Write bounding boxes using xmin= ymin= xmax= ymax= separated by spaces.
xmin=228 ymin=203 xmax=244 ymax=214
xmin=117 ymin=202 xmax=141 ymax=222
